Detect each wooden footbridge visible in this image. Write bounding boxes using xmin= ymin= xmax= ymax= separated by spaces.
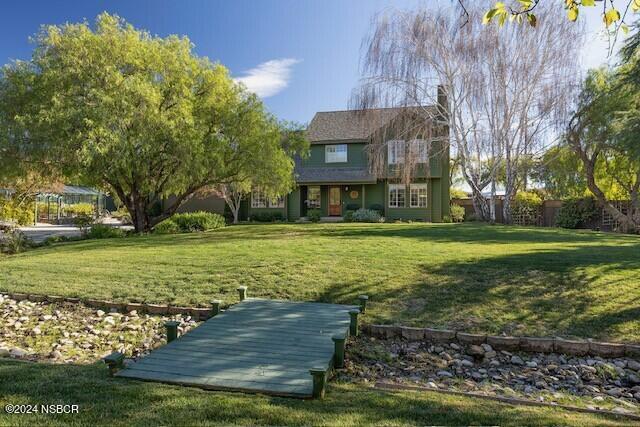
xmin=106 ymin=288 xmax=368 ymax=399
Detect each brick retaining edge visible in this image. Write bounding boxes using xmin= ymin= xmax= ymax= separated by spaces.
xmin=4 ymin=292 xmax=213 ymax=321
xmin=365 ymin=324 xmax=640 ymax=359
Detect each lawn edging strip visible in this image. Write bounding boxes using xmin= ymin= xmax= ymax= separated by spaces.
xmin=365 ymin=324 xmax=640 ymax=359
xmin=374 ymin=382 xmax=640 ymax=422
xmin=4 ymin=291 xmax=212 ymax=320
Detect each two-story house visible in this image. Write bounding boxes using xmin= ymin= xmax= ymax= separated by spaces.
xmin=247 ymin=100 xmax=451 ymax=222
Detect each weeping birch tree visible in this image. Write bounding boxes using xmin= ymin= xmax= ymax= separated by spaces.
xmin=353 ymin=1 xmax=582 ymax=222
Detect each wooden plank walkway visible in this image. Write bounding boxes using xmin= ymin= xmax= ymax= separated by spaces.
xmin=116 ymin=298 xmax=359 ymax=397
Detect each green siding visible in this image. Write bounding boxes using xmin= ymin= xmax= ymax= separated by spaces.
xmin=287 ymin=188 xmax=301 ymax=220
xmin=363 ymin=182 xmax=385 ymax=210
xmin=302 ymin=143 xmax=367 ymax=168
xmin=248 ymin=207 xmax=285 ymax=220
xmin=342 ymin=185 xmax=363 ymax=211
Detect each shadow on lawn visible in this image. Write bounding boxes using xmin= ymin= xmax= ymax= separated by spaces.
xmin=0 ymin=361 xmax=623 ymax=426
xmin=318 ymin=241 xmax=640 ymax=342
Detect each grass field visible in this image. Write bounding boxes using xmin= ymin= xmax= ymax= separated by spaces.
xmin=0 ymin=361 xmax=630 ymax=426
xmin=1 ymin=223 xmax=639 ymax=341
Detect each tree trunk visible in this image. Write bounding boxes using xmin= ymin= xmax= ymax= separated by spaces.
xmin=490 ymin=180 xmax=497 ymax=222
xmin=471 ymin=188 xmax=490 ymax=221
xmin=232 ymin=205 xmax=240 ymax=224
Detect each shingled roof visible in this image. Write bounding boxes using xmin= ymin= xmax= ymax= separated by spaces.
xmin=295 ymin=166 xmax=376 ymax=184
xmin=306 ymin=108 xmax=408 ymax=143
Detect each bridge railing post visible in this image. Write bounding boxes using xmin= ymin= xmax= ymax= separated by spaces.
xmin=348 ymin=309 xmax=360 ymax=337
xmin=165 ymin=321 xmax=180 ymax=343
xmin=332 ymin=334 xmax=346 ymax=368
xmin=309 ymin=367 xmax=328 ymax=399
xmin=358 ymin=295 xmax=369 ymax=314
xmin=237 ymin=286 xmax=248 ymax=302
xmin=211 ymin=299 xmax=222 ymax=317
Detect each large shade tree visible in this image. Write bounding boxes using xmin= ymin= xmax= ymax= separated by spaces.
xmin=0 ymin=13 xmax=301 ymax=232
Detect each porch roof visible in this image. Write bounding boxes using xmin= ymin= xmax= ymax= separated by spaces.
xmin=295 ymin=166 xmax=377 ymax=184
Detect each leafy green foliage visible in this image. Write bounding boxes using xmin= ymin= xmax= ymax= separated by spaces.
xmin=65 ymin=203 xmax=94 ymax=217
xmin=350 ymin=208 xmax=384 ymax=223
xmin=73 ymin=215 xmax=93 ymax=235
xmin=555 ymin=197 xmax=600 ymax=229
xmin=510 ymin=191 xmax=543 ymax=226
xmin=87 ymin=224 xmax=125 ymax=239
xmin=450 ymin=188 xmax=467 ymax=200
xmin=0 ymin=13 xmax=298 ymax=232
xmin=250 ymin=212 xmax=285 ymax=222
xmin=0 ymin=199 xmax=34 ymax=226
xmin=450 ymin=204 xmax=465 ymax=223
xmin=153 ymin=219 xmax=180 ymax=234
xmin=307 ymin=209 xmax=322 ymax=223
xmin=170 ymin=212 xmax=226 ymax=232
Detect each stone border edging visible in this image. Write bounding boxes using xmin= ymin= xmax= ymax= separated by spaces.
xmin=374 ymin=382 xmax=640 ymax=421
xmin=4 ymin=292 xmax=212 ymax=320
xmin=364 ymin=325 xmax=640 ymax=359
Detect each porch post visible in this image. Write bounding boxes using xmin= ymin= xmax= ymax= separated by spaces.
xmin=362 ymin=184 xmax=365 ymax=209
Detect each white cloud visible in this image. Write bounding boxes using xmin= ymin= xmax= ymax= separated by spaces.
xmin=235 ymin=58 xmax=300 ymax=98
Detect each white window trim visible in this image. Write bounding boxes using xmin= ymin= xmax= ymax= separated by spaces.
xmin=251 ymin=190 xmax=267 ymax=208
xmin=387 ymin=140 xmax=405 ymax=165
xmin=410 ymin=139 xmax=428 ymax=163
xmin=325 ymin=144 xmax=348 ymax=163
xmin=409 ymin=183 xmax=428 ymax=208
xmin=388 ymin=184 xmax=406 ymax=208
xmin=307 ymin=186 xmax=321 ymax=209
xmin=270 ymin=196 xmax=285 ymax=208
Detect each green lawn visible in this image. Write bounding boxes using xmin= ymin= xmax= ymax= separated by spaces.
xmin=0 ymin=361 xmax=629 ymax=426
xmin=1 ymin=223 xmax=640 ymax=341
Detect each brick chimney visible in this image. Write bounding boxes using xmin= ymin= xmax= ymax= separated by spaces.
xmin=437 ymin=85 xmax=449 ymax=120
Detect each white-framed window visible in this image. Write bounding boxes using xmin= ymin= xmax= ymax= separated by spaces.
xmin=307 ymin=186 xmax=321 ymax=209
xmin=388 ymin=184 xmax=406 ymax=208
xmin=325 ymin=144 xmax=348 ymax=163
xmin=270 ymin=196 xmax=285 ymax=208
xmin=387 ymin=140 xmax=405 ymax=165
xmin=410 ymin=184 xmax=428 ymax=208
xmin=410 ymin=139 xmax=428 ymax=163
xmin=251 ymin=190 xmax=267 ymax=208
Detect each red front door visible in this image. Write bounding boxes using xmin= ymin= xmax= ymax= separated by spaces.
xmin=329 ymin=186 xmax=341 ymax=216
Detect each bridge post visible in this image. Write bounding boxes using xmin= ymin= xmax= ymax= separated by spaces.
xmin=309 ymin=368 xmax=328 ymax=399
xmin=103 ymin=352 xmax=125 ymax=376
xmin=348 ymin=309 xmax=360 ymax=336
xmin=332 ymin=334 xmax=346 ymax=368
xmin=358 ymin=295 xmax=369 ymax=313
xmin=237 ymin=286 xmax=248 ymax=301
xmin=211 ymin=299 xmax=222 ymax=317
xmin=165 ymin=321 xmax=180 ymax=343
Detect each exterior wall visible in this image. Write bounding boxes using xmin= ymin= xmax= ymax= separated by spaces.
xmin=287 ymin=188 xmax=301 ymax=220
xmin=171 ymin=194 xmax=225 ymax=215
xmin=302 ymin=143 xmax=368 ymax=168
xmin=363 ymin=182 xmax=385 ymax=210
xmin=383 ymin=180 xmax=432 ymax=221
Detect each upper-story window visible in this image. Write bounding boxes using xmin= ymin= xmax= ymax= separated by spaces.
xmin=387 ymin=140 xmax=405 ymax=165
xmin=410 ymin=139 xmax=428 ymax=163
xmin=388 ymin=139 xmax=428 ymax=164
xmin=325 ymin=144 xmax=347 ymax=163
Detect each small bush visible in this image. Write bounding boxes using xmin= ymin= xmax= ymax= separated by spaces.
xmin=65 ymin=203 xmax=94 ymax=217
xmin=368 ymin=204 xmax=384 ymax=215
xmin=450 ymin=204 xmax=465 ymax=223
xmin=112 ymin=206 xmax=132 ymax=224
xmin=154 ymin=219 xmax=180 ymax=234
xmin=251 ymin=212 xmax=284 ymax=222
xmin=0 ymin=199 xmax=35 ymax=226
xmin=556 ymin=197 xmax=600 ymax=229
xmin=343 ymin=210 xmax=355 ymax=222
xmin=351 ymin=208 xmax=384 ymax=223
xmin=87 ymin=224 xmax=124 ymax=239
xmin=73 ymin=214 xmax=93 ymax=235
xmin=511 ymin=191 xmax=543 ymax=226
xmin=1 ymin=228 xmax=32 ymax=254
xmin=307 ymin=209 xmax=322 ymax=223
xmin=171 ymin=211 xmax=226 ymax=232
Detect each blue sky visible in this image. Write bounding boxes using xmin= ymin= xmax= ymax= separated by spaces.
xmin=0 ymin=0 xmax=617 ymax=124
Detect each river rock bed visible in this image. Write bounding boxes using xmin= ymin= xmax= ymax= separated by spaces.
xmin=342 ymin=337 xmax=640 ymax=415
xmin=0 ymin=294 xmax=199 ymax=363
